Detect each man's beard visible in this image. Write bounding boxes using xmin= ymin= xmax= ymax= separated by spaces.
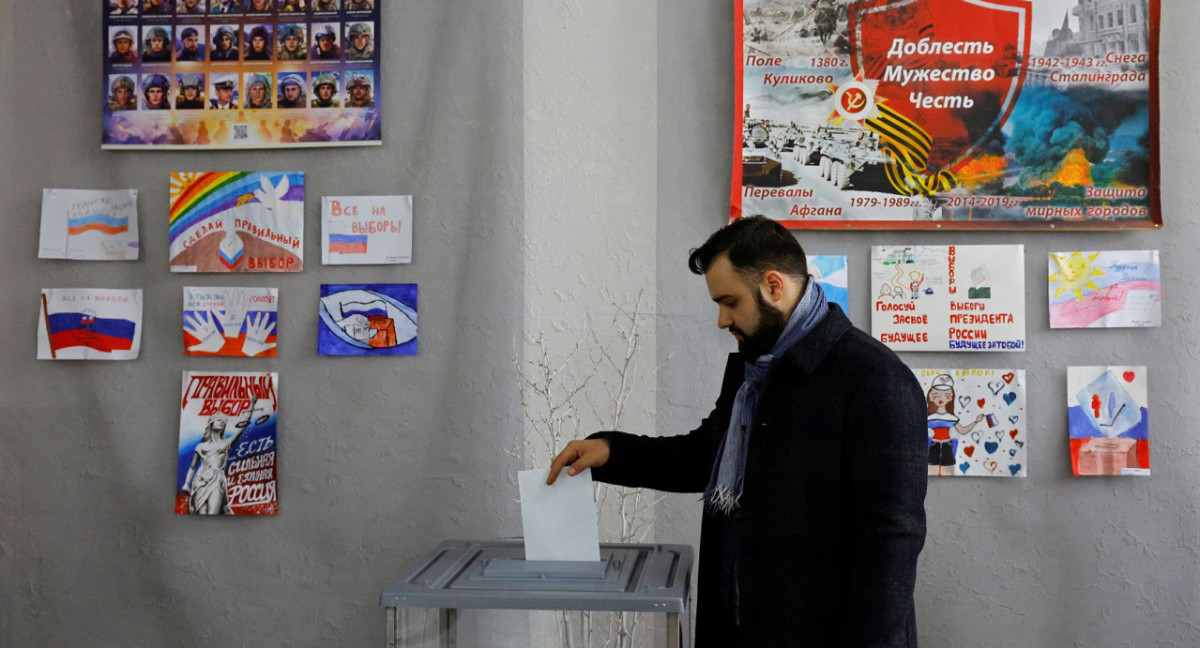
xmin=736 ymin=290 xmax=787 ymax=360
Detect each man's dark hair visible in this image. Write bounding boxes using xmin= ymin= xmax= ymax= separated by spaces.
xmin=687 ymin=215 xmax=807 ymax=285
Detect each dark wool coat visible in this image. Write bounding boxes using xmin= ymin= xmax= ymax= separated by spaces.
xmin=591 ymin=304 xmax=927 ymax=647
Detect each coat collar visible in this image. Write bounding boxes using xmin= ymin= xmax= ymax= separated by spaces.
xmin=777 ymin=302 xmax=852 ymax=376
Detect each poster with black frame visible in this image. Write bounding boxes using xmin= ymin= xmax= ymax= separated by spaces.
xmin=732 ymin=0 xmax=1159 ymax=230
xmin=103 ymin=0 xmax=381 ymax=149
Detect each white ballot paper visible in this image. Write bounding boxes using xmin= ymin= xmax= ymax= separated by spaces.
xmin=518 ymin=468 xmax=601 ymax=562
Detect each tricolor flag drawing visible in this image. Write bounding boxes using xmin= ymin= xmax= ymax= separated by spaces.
xmin=46 ymin=310 xmax=136 ymax=353
xmin=39 ymin=188 xmax=139 ymax=261
xmin=38 ymin=288 xmax=143 ymax=360
xmin=329 ymin=234 xmax=368 ymax=254
xmin=67 ymin=213 xmax=130 ymax=236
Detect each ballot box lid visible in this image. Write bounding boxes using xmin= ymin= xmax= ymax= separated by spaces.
xmin=380 ymin=540 xmax=692 ymax=612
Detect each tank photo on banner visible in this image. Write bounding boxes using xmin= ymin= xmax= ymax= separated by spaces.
xmin=102 ymin=0 xmax=381 ymax=149
xmin=733 ymin=0 xmax=1159 ymax=229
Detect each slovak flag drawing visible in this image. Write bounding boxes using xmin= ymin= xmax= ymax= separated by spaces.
xmin=38 ymin=288 xmax=143 ymax=360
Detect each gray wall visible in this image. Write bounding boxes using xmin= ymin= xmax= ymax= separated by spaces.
xmin=656 ymin=1 xmax=1200 ymax=646
xmin=4 ymin=1 xmax=1199 ymax=646
xmin=0 ymin=2 xmax=525 ymax=646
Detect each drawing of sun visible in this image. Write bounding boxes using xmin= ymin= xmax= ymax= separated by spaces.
xmin=1050 ymin=251 xmax=1104 ymax=301
xmin=169 ymin=172 xmax=202 ymax=202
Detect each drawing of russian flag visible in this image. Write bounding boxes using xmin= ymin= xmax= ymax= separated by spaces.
xmin=329 ymin=234 xmax=368 ymax=254
xmin=47 ymin=312 xmax=136 ymax=353
xmin=341 ymin=299 xmax=388 ymax=319
xmin=68 ymin=213 xmax=129 ymax=236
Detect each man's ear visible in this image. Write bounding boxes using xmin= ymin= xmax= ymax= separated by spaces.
xmin=761 ymin=270 xmax=787 ymax=303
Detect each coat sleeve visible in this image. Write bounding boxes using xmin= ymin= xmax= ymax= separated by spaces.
xmin=839 ymin=356 xmax=928 ymax=647
xmin=588 ymin=354 xmax=742 ymax=494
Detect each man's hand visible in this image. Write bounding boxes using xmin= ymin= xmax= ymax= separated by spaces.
xmin=547 ymin=439 xmax=610 ymax=485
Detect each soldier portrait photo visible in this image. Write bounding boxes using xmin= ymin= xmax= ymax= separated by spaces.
xmin=310 ymin=23 xmax=341 ymax=60
xmin=176 ymin=26 xmax=205 ymax=61
xmin=108 ymin=75 xmax=138 ymax=110
xmin=210 ymin=25 xmax=239 ymax=61
xmin=109 ymin=27 xmax=139 ymax=63
xmin=311 ymin=72 xmax=340 ymax=108
xmin=345 ymin=73 xmax=374 ymax=108
xmin=110 ymin=0 xmax=139 ymax=15
xmin=141 ymin=73 xmax=171 ymax=110
xmin=244 ymin=0 xmax=273 ymax=14
xmin=209 ymin=0 xmax=241 ymax=13
xmin=243 ymin=73 xmax=273 ymax=109
xmin=177 ymin=0 xmax=206 ymax=14
xmin=277 ymin=24 xmax=307 ymax=60
xmin=142 ymin=0 xmax=174 ymax=14
xmin=208 ymin=74 xmax=238 ymax=109
xmin=244 ymin=24 xmax=273 ymax=60
xmin=176 ymin=74 xmax=206 ymax=109
xmin=345 ymin=22 xmax=374 ymax=60
xmin=276 ymin=73 xmax=307 ymax=108
xmin=143 ymin=26 xmax=173 ymax=63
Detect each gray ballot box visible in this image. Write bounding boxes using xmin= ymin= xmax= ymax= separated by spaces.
xmin=380 ymin=539 xmax=693 ymax=647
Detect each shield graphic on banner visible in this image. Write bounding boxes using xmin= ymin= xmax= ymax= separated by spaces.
xmin=848 ymin=0 xmax=1030 ymax=193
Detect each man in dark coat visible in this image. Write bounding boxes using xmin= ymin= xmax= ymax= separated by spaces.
xmin=549 ymin=216 xmax=927 ymax=647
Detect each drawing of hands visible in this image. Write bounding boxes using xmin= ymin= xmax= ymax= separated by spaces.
xmin=219 ymin=289 xmax=250 ymax=338
xmin=241 ymin=312 xmax=277 ymax=357
xmin=185 ymin=310 xmax=226 ymax=354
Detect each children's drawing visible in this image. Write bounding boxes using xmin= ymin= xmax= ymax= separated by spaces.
xmin=321 ymin=195 xmax=413 ymax=265
xmin=1049 ymin=251 xmax=1161 ymax=328
xmin=913 ymin=369 xmax=1026 ymax=477
xmin=183 ymin=287 xmax=278 ymax=357
xmin=318 ymin=284 xmax=417 ymax=356
xmin=168 ymin=172 xmax=304 ymax=273
xmin=872 ymin=245 xmax=1025 ymax=352
xmin=809 ymin=255 xmax=848 ymax=314
xmin=37 ymin=288 xmax=143 ymax=360
xmin=1068 ymin=366 xmax=1149 ymax=476
xmin=176 ymin=371 xmax=278 ymax=516
xmin=39 ymin=188 xmax=139 ymax=261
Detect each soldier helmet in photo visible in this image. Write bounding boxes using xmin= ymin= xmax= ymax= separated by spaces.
xmin=113 ymin=28 xmax=134 ymax=43
xmin=180 ymin=74 xmax=203 ymax=89
xmin=143 ymin=74 xmax=170 ymax=93
xmin=348 ymin=23 xmax=371 ymax=37
xmin=250 ymin=25 xmax=270 ymax=41
xmin=347 ymin=74 xmax=370 ymax=89
xmin=280 ymin=74 xmax=305 ymax=89
xmin=316 ymin=24 xmax=336 ymax=41
xmin=146 ymin=26 xmax=169 ymax=42
xmin=282 ymin=25 xmax=305 ymax=40
xmin=110 ymin=75 xmax=135 ymax=92
xmin=180 ymin=27 xmax=199 ymax=40
xmin=314 ymin=72 xmax=337 ymax=89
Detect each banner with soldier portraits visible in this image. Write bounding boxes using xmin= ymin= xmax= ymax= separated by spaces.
xmin=103 ymin=0 xmax=381 ymax=149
